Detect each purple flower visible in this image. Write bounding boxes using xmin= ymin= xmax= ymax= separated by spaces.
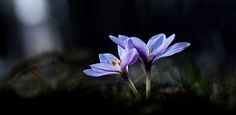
xmin=109 ymin=35 xmax=129 ymax=49
xmin=83 ymin=41 xmax=140 ymax=96
xmin=83 ymin=47 xmax=139 ymax=77
xmin=110 ymin=33 xmax=190 ymax=98
xmin=110 ymin=34 xmax=190 ymax=64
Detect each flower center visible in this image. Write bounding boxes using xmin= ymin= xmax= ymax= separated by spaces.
xmin=112 ymin=60 xmax=122 ymax=67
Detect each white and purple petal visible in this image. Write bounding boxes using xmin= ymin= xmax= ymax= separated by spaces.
xmin=90 ymin=63 xmax=120 ymax=72
xmin=153 ymin=42 xmax=190 ymax=62
xmin=83 ymin=69 xmax=119 ymax=77
xmin=109 ymin=35 xmax=127 ymax=49
xmin=161 ymin=42 xmax=190 ymax=57
xmin=147 ymin=33 xmax=166 ymax=51
xmin=124 ymin=38 xmax=134 ymax=51
xmin=99 ymin=53 xmax=118 ymax=64
xmin=129 ymin=37 xmax=149 ymax=62
xmin=118 ymin=45 xmax=126 ymax=59
xmin=151 ymin=34 xmax=175 ymax=58
xmin=118 ymin=35 xmax=129 ymax=40
xmin=120 ymin=48 xmax=139 ymax=71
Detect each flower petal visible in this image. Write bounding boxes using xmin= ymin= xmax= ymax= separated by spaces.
xmin=120 ymin=48 xmax=139 ymax=71
xmin=147 ymin=33 xmax=166 ymax=50
xmin=129 ymin=37 xmax=149 ymax=61
xmin=83 ymin=69 xmax=119 ymax=77
xmin=118 ymin=45 xmax=126 ymax=59
xmin=124 ymin=38 xmax=133 ymax=51
xmin=90 ymin=63 xmax=120 ymax=72
xmin=99 ymin=53 xmax=118 ymax=64
xmin=118 ymin=35 xmax=129 ymax=40
xmin=109 ymin=35 xmax=127 ymax=49
xmin=153 ymin=42 xmax=190 ymax=62
xmin=151 ymin=34 xmax=175 ymax=58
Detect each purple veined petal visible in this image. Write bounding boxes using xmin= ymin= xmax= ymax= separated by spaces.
xmin=129 ymin=37 xmax=149 ymax=61
xmin=109 ymin=35 xmax=126 ymax=49
xmin=124 ymin=39 xmax=134 ymax=51
xmin=118 ymin=35 xmax=129 ymax=41
xmin=91 ymin=67 xmax=106 ymax=72
xmin=153 ymin=42 xmax=190 ymax=62
xmin=83 ymin=69 xmax=119 ymax=77
xmin=120 ymin=48 xmax=139 ymax=71
xmin=127 ymin=49 xmax=139 ymax=65
xmin=118 ymin=45 xmax=126 ymax=59
xmin=99 ymin=53 xmax=118 ymax=64
xmin=147 ymin=33 xmax=166 ymax=53
xmin=90 ymin=63 xmax=120 ymax=72
xmin=151 ymin=34 xmax=175 ymax=58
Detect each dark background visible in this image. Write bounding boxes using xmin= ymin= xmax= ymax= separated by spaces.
xmin=0 ymin=0 xmax=236 ymax=57
xmin=0 ymin=0 xmax=236 ymax=113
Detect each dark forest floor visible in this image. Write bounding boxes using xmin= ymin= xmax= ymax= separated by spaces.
xmin=0 ymin=51 xmax=235 ymax=114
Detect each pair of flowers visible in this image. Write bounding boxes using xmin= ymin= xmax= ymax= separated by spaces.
xmin=84 ymin=33 xmax=190 ymax=98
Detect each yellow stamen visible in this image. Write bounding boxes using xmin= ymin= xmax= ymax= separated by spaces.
xmin=118 ymin=60 xmax=122 ymax=66
xmin=111 ymin=60 xmax=122 ymax=67
xmin=112 ymin=60 xmax=116 ymax=66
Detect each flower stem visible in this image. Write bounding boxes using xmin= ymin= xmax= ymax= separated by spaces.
xmin=142 ymin=63 xmax=151 ymax=99
xmin=122 ymin=73 xmax=139 ymax=97
xmin=146 ymin=72 xmax=151 ymax=99
xmin=127 ymin=77 xmax=139 ymax=97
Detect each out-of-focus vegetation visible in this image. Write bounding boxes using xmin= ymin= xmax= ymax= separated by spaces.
xmin=0 ymin=51 xmax=235 ymax=113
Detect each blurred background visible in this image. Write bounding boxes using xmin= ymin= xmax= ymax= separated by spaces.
xmin=0 ymin=0 xmax=236 ymax=113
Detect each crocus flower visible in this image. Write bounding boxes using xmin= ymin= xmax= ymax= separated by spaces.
xmin=83 ymin=46 xmax=139 ymax=96
xmin=110 ymin=33 xmax=190 ymax=98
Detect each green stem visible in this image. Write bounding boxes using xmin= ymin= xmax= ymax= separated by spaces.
xmin=127 ymin=77 xmax=139 ymax=97
xmin=146 ymin=72 xmax=151 ymax=99
xmin=141 ymin=63 xmax=152 ymax=99
xmin=122 ymin=73 xmax=139 ymax=97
